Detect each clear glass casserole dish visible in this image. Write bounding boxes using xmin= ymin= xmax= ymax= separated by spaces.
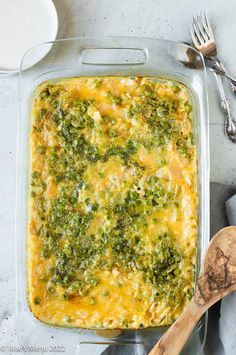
xmin=16 ymin=36 xmax=209 ymax=355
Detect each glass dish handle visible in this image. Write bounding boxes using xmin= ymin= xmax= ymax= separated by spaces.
xmin=80 ymin=47 xmax=147 ymax=66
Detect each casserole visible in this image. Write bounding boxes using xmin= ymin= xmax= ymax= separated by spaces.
xmin=29 ymin=76 xmax=197 ymax=329
xmin=16 ymin=37 xmax=209 ymax=354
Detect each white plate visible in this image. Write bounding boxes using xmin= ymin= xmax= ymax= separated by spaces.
xmin=0 ymin=0 xmax=58 ymax=72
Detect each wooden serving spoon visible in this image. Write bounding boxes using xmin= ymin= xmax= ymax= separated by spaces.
xmin=149 ymin=226 xmax=236 ymax=355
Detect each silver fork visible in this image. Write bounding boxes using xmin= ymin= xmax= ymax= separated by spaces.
xmin=189 ymin=13 xmax=236 ymax=91
xmin=189 ymin=12 xmax=236 ymax=143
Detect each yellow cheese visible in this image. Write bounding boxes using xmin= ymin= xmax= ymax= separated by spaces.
xmin=28 ymin=76 xmax=197 ymax=329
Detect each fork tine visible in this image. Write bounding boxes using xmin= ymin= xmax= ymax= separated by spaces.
xmin=196 ymin=14 xmax=208 ymax=41
xmin=189 ymin=23 xmax=200 ymax=47
xmin=199 ymin=12 xmax=211 ymax=39
xmin=192 ymin=16 xmax=204 ymax=45
xmin=203 ymin=11 xmax=215 ymax=40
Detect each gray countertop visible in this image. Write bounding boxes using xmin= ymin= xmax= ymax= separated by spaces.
xmin=1 ymin=0 xmax=236 ymax=353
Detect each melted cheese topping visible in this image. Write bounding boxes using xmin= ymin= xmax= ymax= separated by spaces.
xmin=28 ymin=76 xmax=197 ymax=329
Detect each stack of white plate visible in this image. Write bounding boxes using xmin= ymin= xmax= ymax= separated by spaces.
xmin=0 ymin=0 xmax=58 ymax=75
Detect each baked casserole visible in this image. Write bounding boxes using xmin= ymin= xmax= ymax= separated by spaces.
xmin=28 ymin=76 xmax=197 ymax=329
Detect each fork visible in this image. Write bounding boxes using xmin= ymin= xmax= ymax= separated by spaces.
xmin=189 ymin=13 xmax=236 ymax=91
xmin=189 ymin=12 xmax=236 ymax=143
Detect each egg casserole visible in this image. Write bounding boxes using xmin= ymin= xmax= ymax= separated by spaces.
xmin=28 ymin=76 xmax=197 ymax=329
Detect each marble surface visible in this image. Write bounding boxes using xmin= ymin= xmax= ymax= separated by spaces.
xmin=1 ymin=0 xmax=236 ymax=353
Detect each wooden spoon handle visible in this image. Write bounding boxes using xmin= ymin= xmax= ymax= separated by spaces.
xmin=149 ymin=299 xmax=206 ymax=355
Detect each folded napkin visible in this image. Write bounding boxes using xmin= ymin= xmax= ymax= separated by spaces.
xmin=217 ymin=193 xmax=236 ymax=355
xmin=204 ymin=183 xmax=236 ymax=355
xmin=101 ymin=183 xmax=236 ymax=355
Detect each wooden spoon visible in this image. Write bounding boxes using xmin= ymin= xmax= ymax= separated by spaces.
xmin=149 ymin=226 xmax=236 ymax=355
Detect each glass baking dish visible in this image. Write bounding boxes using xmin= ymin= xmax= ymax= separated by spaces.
xmin=16 ymin=36 xmax=209 ymax=355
